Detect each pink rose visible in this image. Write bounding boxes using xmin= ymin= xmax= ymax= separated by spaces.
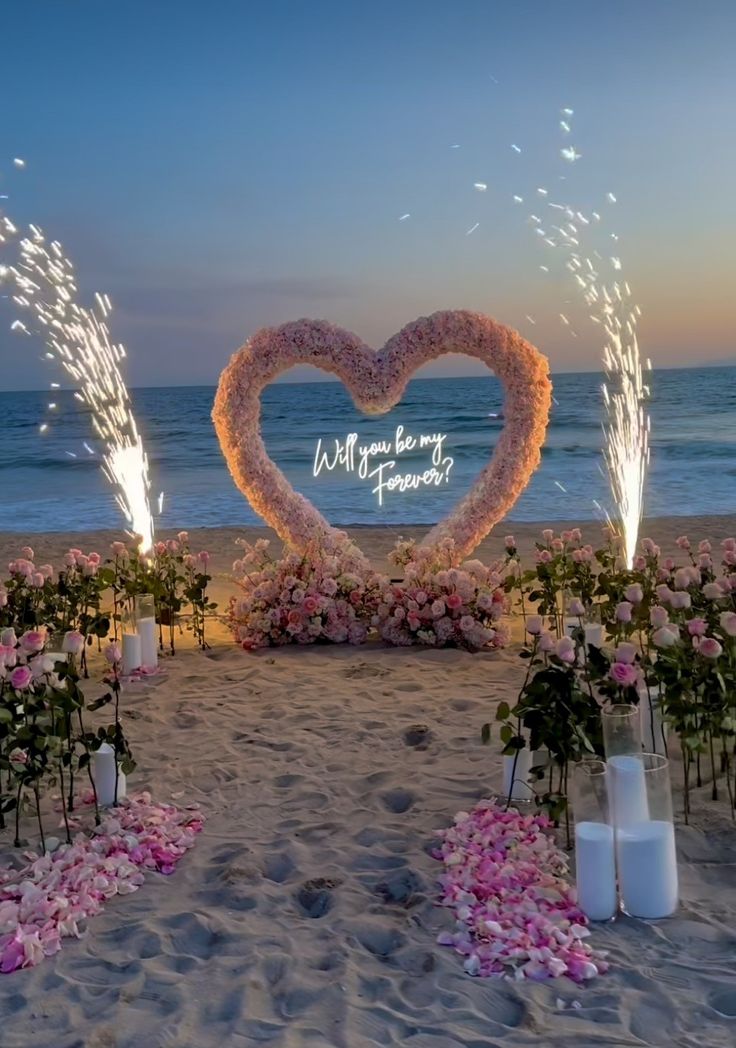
xmin=111 ymin=541 xmax=127 ymax=557
xmin=609 ymin=662 xmax=638 ymax=687
xmin=21 ymin=546 xmax=34 ymax=560
xmin=10 ymin=665 xmax=33 ymax=690
xmin=431 ymin=599 xmax=446 ymax=618
xmin=504 ymin=535 xmax=516 ymax=549
xmin=154 ymin=542 xmax=167 ymax=556
xmin=551 ymin=539 xmax=564 ymax=553
xmin=105 ymin=642 xmax=122 ymax=664
xmin=570 ymin=528 xmax=582 ymax=542
xmin=698 ymin=540 xmax=712 ymax=554
xmin=542 ymin=529 xmax=554 ymax=542
xmin=538 ymin=630 xmax=555 ymax=652
xmin=652 ymin=627 xmax=679 ymax=648
xmin=698 ymin=554 xmax=712 ymax=570
xmin=615 ymin=601 xmax=633 ymax=623
xmin=719 ymin=612 xmax=736 ymax=637
xmin=555 ymin=636 xmax=576 ymax=664
xmin=687 ymin=618 xmax=707 ymax=637
xmin=699 ymin=637 xmax=723 ymax=659
xmin=303 ymin=596 xmax=318 ymax=615
xmin=31 ymin=572 xmax=45 ymax=588
xmin=177 ymin=531 xmax=189 ymax=543
xmin=167 ymin=540 xmax=180 ymax=553
xmin=676 ymin=535 xmax=690 ymax=550
xmin=184 ymin=554 xmax=196 ymax=568
xmin=287 ymin=610 xmax=302 ymax=626
xmin=670 ymin=591 xmax=691 ymax=610
xmin=526 ymin=615 xmax=543 ymax=636
xmin=650 ymin=606 xmax=669 ymax=628
xmin=568 ymin=598 xmax=585 ymax=617
xmin=88 ymin=552 xmax=101 ymax=565
xmin=641 ymin=538 xmax=658 ymax=556
xmin=62 ymin=630 xmax=85 ymax=655
xmin=703 ymin=582 xmax=722 ymax=600
xmin=673 ymin=568 xmax=691 ymax=591
xmin=624 ymin=583 xmax=643 ymax=604
xmin=632 ymin=555 xmax=647 ymax=571
xmin=20 ymin=629 xmax=46 ymax=653
xmin=537 ymin=549 xmax=552 ymax=564
xmin=721 ymin=538 xmax=736 ymax=552
xmin=614 ymin=642 xmax=637 ymax=665
xmin=198 ymin=551 xmax=210 ymax=565
xmin=446 ymin=593 xmax=463 ymax=611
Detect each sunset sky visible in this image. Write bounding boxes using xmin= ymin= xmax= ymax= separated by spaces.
xmin=1 ymin=0 xmax=734 ymax=389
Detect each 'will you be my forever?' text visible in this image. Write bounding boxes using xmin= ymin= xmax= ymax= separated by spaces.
xmin=312 ymin=425 xmax=454 ymax=505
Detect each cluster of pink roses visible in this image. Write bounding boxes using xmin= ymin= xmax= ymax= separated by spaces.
xmin=0 ymin=793 xmax=203 ymax=974
xmin=228 ymin=535 xmax=385 ymax=649
xmin=434 ymin=802 xmax=607 ymax=981
xmin=228 ymin=533 xmax=511 ymax=651
xmin=378 ymin=538 xmax=509 ymax=650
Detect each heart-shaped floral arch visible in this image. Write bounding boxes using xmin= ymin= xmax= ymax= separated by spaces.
xmin=213 ymin=310 xmax=552 ymax=562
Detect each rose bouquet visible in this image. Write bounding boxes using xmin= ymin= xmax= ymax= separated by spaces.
xmin=228 ymin=534 xmax=386 ymax=648
xmin=378 ymin=537 xmax=509 ymax=650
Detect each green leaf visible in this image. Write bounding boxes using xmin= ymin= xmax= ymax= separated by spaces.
xmin=495 ymin=701 xmax=510 ymax=722
xmin=480 ymin=722 xmax=492 ymax=745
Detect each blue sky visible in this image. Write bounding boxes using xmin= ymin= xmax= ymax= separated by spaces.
xmin=1 ymin=0 xmax=734 ymax=389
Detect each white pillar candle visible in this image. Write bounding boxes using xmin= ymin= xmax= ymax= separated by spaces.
xmin=584 ymin=623 xmax=604 ymax=649
xmin=608 ymin=754 xmax=649 ymax=826
xmin=502 ymin=748 xmax=534 ymax=801
xmin=617 ymin=820 xmax=678 ymax=918
xmin=575 ymin=821 xmax=617 ymax=921
xmin=639 ymin=687 xmax=667 ymax=754
xmin=138 ymin=616 xmax=158 ymax=669
xmin=122 ymin=631 xmax=142 ymax=676
xmin=92 ymin=743 xmax=127 ymax=807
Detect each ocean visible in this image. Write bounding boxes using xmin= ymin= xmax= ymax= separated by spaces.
xmin=1 ymin=366 xmax=735 ymax=533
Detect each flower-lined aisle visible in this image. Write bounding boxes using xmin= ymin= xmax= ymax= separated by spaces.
xmin=434 ymin=802 xmax=607 ymax=982
xmin=0 ymin=792 xmax=203 ymax=974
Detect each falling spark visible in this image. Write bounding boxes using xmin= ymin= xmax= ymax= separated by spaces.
xmin=450 ymin=144 xmax=461 ymax=149
xmin=39 ymin=423 xmax=48 ymax=433
xmin=513 ymin=195 xmax=523 ymax=203
xmin=560 ymin=120 xmax=571 ymax=133
xmin=465 ymin=222 xmax=479 ymax=235
xmin=559 ymin=313 xmax=570 ymax=325
xmin=554 ymin=480 xmax=568 ymax=493
xmin=398 ymin=213 xmax=410 ymax=221
xmin=473 ymin=182 xmax=487 ymax=192
xmin=539 ymin=265 xmax=549 ymax=272
xmin=0 ymin=192 xmax=155 ymax=552
xmin=606 ymin=192 xmax=617 ymax=203
xmin=13 ymin=158 xmax=25 ymax=168
xmin=537 ymin=187 xmax=548 ymax=196
xmin=561 ymin=107 xmax=574 ymax=116
xmin=525 ymin=314 xmax=536 ymax=324
xmin=65 ymin=451 xmax=77 ymax=458
xmin=511 ymin=144 xmax=522 ymax=153
xmin=158 ymin=491 xmax=165 ymax=514
xmin=560 ymin=146 xmax=582 ymax=162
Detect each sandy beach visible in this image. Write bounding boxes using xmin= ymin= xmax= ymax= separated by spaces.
xmin=1 ymin=516 xmax=735 ymax=1047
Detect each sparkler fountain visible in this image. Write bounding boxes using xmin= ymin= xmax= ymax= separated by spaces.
xmin=0 ymin=174 xmax=155 ymax=553
xmin=518 ymin=112 xmax=650 ymax=567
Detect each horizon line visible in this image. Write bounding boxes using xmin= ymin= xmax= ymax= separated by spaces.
xmin=2 ymin=359 xmax=734 ymax=395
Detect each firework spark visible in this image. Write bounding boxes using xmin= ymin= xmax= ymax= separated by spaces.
xmin=0 ymin=202 xmax=155 ymax=552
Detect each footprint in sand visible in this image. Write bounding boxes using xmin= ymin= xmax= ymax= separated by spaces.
xmin=296 ymin=877 xmax=340 ymax=918
xmin=381 ymin=787 xmax=415 ymax=814
xmin=709 ymin=988 xmax=736 ymax=1018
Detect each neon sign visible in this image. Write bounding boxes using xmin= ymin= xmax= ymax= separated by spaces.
xmin=313 ymin=425 xmax=454 ymax=506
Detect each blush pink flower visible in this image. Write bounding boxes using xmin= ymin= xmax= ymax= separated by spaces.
xmin=615 ymin=601 xmax=633 ymax=623
xmin=9 ymin=665 xmax=33 ymax=690
xmin=446 ymin=593 xmax=463 ymax=611
xmin=699 ymin=637 xmax=723 ymax=659
xmin=650 ymin=606 xmax=669 ymax=628
xmin=687 ymin=618 xmax=707 ymax=637
xmin=719 ymin=612 xmax=736 ymax=637
xmin=609 ymin=662 xmax=638 ymax=687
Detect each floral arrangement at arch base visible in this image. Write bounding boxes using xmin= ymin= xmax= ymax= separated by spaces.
xmin=227 ymin=534 xmax=510 ymax=651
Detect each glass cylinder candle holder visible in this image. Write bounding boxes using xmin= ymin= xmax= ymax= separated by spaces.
xmin=136 ymin=593 xmax=158 ymax=669
xmin=121 ymin=606 xmax=141 ymax=676
xmin=571 ymin=759 xmax=617 ymax=921
xmin=501 ymin=744 xmax=534 ymax=803
xmin=602 ymin=703 xmax=642 ymax=759
xmin=615 ymin=753 xmax=678 ymax=919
